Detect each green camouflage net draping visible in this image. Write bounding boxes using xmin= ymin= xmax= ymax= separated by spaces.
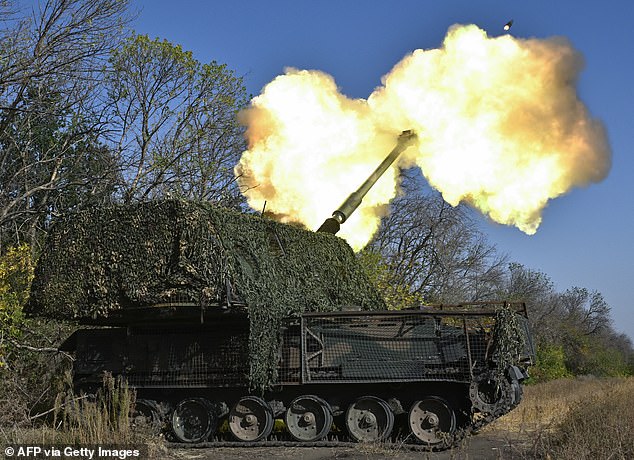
xmin=27 ymin=200 xmax=386 ymax=389
xmin=493 ymin=304 xmax=527 ymax=375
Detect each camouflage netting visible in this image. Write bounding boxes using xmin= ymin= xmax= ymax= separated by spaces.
xmin=27 ymin=200 xmax=386 ymax=389
xmin=493 ymin=304 xmax=527 ymax=375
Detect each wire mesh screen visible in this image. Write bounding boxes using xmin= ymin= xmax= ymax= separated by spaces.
xmin=131 ymin=328 xmax=249 ymax=388
xmin=80 ymin=327 xmax=251 ymax=388
xmin=279 ymin=320 xmax=302 ymax=383
xmin=286 ymin=313 xmax=497 ymax=384
xmin=73 ymin=307 xmax=529 ymax=389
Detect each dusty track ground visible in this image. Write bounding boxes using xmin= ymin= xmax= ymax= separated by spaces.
xmin=166 ymin=428 xmax=528 ymax=460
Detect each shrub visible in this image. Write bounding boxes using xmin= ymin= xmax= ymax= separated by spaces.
xmin=0 ymin=243 xmax=75 ymax=426
xmin=528 ymin=343 xmax=571 ymax=383
xmin=0 ymin=244 xmax=34 ymax=347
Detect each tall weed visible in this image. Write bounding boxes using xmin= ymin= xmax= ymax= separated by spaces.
xmin=1 ymin=372 xmax=165 ymax=456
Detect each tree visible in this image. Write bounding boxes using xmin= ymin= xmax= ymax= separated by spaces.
xmin=106 ymin=34 xmax=249 ymax=207
xmin=530 ymin=343 xmax=571 ymax=382
xmin=364 ymin=172 xmax=507 ymax=306
xmin=559 ymin=287 xmax=611 ymax=336
xmin=500 ymin=263 xmax=562 ymax=343
xmin=0 ymin=242 xmax=74 ymax=426
xmin=0 ymin=0 xmax=130 ymax=250
xmin=357 ymin=248 xmax=424 ymax=310
xmin=0 ymin=0 xmax=130 ymax=118
xmin=499 ymin=263 xmax=633 ymax=378
xmin=0 ymin=85 xmax=119 ymax=250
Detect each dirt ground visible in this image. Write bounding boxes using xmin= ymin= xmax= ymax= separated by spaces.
xmin=165 ymin=429 xmax=528 ymax=460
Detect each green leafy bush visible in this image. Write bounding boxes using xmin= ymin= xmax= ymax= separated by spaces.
xmin=529 ymin=343 xmax=571 ymax=383
xmin=0 ymin=244 xmax=34 ymax=365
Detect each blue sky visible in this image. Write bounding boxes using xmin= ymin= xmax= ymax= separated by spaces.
xmin=132 ymin=0 xmax=634 ymax=340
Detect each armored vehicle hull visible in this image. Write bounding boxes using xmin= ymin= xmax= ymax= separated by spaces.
xmin=61 ymin=302 xmax=533 ymax=448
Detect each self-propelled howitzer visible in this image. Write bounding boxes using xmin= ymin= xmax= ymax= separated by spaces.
xmin=31 ymin=130 xmax=534 ymax=450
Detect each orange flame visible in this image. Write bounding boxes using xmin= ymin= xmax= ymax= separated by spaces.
xmin=235 ymin=24 xmax=611 ymax=250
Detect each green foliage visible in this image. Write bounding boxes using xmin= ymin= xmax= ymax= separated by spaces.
xmin=529 ymin=336 xmax=632 ymax=384
xmin=0 ymin=244 xmax=34 ymax=345
xmin=529 ymin=344 xmax=572 ymax=383
xmin=501 ymin=263 xmax=633 ymax=381
xmin=357 ymin=249 xmax=424 ymax=309
xmin=583 ymin=345 xmax=631 ymax=377
xmin=564 ymin=333 xmax=632 ymax=378
xmin=0 ymin=0 xmax=129 ymax=248
xmin=107 ymin=34 xmax=248 ymax=205
xmin=0 ymin=244 xmax=74 ymax=425
xmin=0 ymin=84 xmax=118 ymax=249
xmin=110 ymin=34 xmax=198 ymax=90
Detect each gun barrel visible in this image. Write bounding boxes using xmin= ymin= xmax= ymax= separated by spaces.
xmin=317 ymin=130 xmax=417 ymax=234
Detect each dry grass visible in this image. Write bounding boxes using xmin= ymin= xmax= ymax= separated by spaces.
xmin=3 ymin=376 xmax=632 ymax=460
xmin=0 ymin=373 xmax=167 ymax=458
xmin=486 ymin=376 xmax=634 ymax=459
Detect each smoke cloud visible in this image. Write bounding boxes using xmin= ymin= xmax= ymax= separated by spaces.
xmin=235 ymin=24 xmax=611 ymax=250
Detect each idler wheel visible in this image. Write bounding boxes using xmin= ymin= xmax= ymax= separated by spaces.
xmin=409 ymin=396 xmax=456 ymax=446
xmin=228 ymin=396 xmax=274 ymax=442
xmin=285 ymin=395 xmax=333 ymax=441
xmin=171 ymin=398 xmax=216 ymax=443
xmin=469 ymin=371 xmax=513 ymax=415
xmin=345 ymin=396 xmax=394 ymax=442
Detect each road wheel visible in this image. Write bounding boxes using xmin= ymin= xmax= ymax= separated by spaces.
xmin=229 ymin=396 xmax=274 ymax=442
xmin=345 ymin=396 xmax=394 ymax=442
xmin=171 ymin=398 xmax=216 ymax=443
xmin=409 ymin=396 xmax=456 ymax=446
xmin=285 ymin=395 xmax=333 ymax=441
